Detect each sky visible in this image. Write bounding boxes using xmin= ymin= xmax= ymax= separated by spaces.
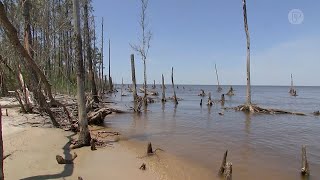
xmin=92 ymin=0 xmax=320 ymax=86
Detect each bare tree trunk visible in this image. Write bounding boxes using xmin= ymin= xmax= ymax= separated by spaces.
xmin=143 ymin=58 xmax=147 ymax=106
xmin=215 ymin=64 xmax=222 ymax=92
xmin=0 ymin=107 xmax=3 ymax=180
xmin=108 ymin=39 xmax=112 ymax=91
xmin=243 ymin=0 xmax=251 ymax=105
xmin=171 ymin=67 xmax=178 ymax=104
xmin=84 ymin=0 xmax=99 ymax=103
xmin=131 ymin=54 xmax=138 ymax=101
xmin=73 ymin=0 xmax=91 ymax=145
xmin=101 ymin=17 xmax=104 ymax=93
xmin=161 ymin=74 xmax=165 ymax=102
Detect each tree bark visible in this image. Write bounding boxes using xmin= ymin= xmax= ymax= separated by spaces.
xmin=131 ymin=54 xmax=138 ymax=101
xmin=301 ymin=145 xmax=310 ymax=176
xmin=243 ymin=0 xmax=251 ymax=105
xmin=83 ymin=0 xmax=99 ymax=103
xmin=73 ymin=0 xmax=91 ymax=145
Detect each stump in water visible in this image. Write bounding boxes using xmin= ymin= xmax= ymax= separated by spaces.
xmin=56 ymin=152 xmax=77 ymax=164
xmin=313 ymin=111 xmax=320 ymax=116
xmin=198 ymin=89 xmax=206 ymax=97
xmin=301 ymin=145 xmax=310 ymax=176
xmin=171 ymin=67 xmax=178 ymax=104
xmin=207 ymin=92 xmax=213 ymax=106
xmin=218 ymin=150 xmax=228 ymax=175
xmin=161 ymin=74 xmax=166 ymax=102
xmin=147 ymin=142 xmax=153 ymax=154
xmin=200 ymin=99 xmax=202 ymax=106
xmin=224 ymin=162 xmax=232 ymax=180
xmin=226 ymin=86 xmax=234 ymax=96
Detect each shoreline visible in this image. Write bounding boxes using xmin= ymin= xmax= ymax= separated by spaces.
xmin=2 ymin=106 xmax=216 ymax=180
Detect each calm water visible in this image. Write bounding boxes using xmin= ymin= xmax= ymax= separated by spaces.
xmin=105 ymin=85 xmax=320 ymax=179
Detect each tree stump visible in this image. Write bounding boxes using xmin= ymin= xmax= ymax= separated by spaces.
xmin=147 ymin=142 xmax=153 ymax=154
xmin=218 ymin=150 xmax=228 ymax=175
xmin=301 ymin=145 xmax=310 ymax=176
xmin=90 ymin=138 xmax=97 ymax=151
xmin=224 ymin=162 xmax=232 ymax=180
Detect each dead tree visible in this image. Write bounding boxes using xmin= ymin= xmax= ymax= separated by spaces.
xmin=0 ymin=107 xmax=3 ymax=180
xmin=215 ymin=64 xmax=222 ymax=92
xmin=171 ymin=67 xmax=178 ymax=104
xmin=131 ymin=0 xmax=152 ymax=106
xmin=243 ymin=0 xmax=251 ymax=106
xmin=130 ymin=54 xmax=138 ymax=101
xmin=224 ymin=162 xmax=232 ymax=180
xmin=101 ymin=17 xmax=104 ymax=93
xmin=72 ymin=0 xmax=91 ymax=147
xmin=108 ymin=39 xmax=113 ymax=91
xmin=84 ymin=0 xmax=99 ymax=103
xmin=161 ymin=74 xmax=166 ymax=102
xmin=301 ymin=145 xmax=310 ymax=176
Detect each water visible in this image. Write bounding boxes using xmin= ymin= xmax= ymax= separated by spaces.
xmin=105 ymin=85 xmax=320 ymax=179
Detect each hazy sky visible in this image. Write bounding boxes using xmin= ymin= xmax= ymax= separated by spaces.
xmin=92 ymin=0 xmax=320 ymax=86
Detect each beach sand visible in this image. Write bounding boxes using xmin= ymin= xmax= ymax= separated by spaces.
xmin=1 ymin=106 xmax=215 ymax=180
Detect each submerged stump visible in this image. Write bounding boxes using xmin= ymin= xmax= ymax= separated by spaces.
xmin=301 ymin=145 xmax=310 ymax=176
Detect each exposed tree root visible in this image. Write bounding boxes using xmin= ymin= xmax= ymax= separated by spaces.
xmin=235 ymin=104 xmax=306 ymax=116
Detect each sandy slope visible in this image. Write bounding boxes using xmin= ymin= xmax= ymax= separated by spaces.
xmin=1 ymin=105 xmax=216 ymax=180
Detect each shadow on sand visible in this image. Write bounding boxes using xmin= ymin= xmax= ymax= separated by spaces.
xmin=20 ymin=133 xmax=77 ymax=180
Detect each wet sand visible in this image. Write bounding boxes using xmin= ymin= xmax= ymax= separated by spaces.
xmin=2 ymin=107 xmax=216 ymax=180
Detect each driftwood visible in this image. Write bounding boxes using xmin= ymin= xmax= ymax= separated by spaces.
xmin=87 ymin=108 xmax=112 ymax=125
xmin=235 ymin=104 xmax=306 ymax=115
xmin=147 ymin=142 xmax=153 ymax=154
xmin=301 ymin=145 xmax=310 ymax=176
xmin=139 ymin=88 xmax=158 ymax=96
xmin=215 ymin=64 xmax=223 ymax=92
xmin=78 ymin=177 xmax=84 ymax=180
xmin=56 ymin=152 xmax=77 ymax=164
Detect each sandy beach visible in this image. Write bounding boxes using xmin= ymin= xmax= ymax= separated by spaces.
xmin=1 ymin=105 xmax=215 ymax=180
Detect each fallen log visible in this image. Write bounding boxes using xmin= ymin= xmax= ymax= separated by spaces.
xmin=87 ymin=108 xmax=112 ymax=125
xmin=235 ymin=104 xmax=306 ymax=115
